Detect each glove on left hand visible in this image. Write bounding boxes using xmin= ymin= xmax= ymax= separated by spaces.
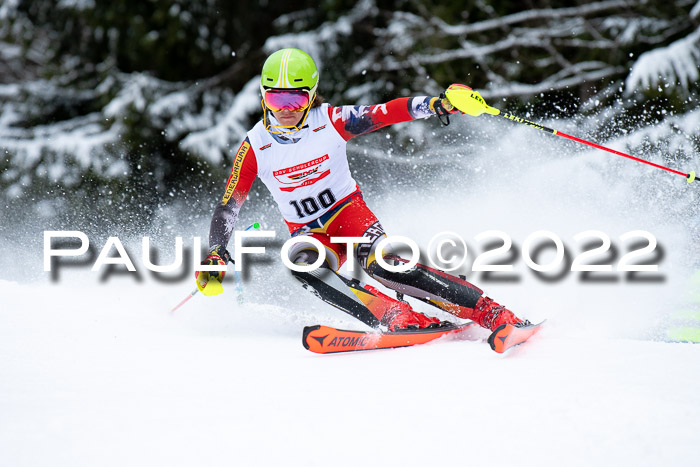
xmin=430 ymin=85 xmax=464 ymax=126
xmin=195 ymin=245 xmax=231 ymax=293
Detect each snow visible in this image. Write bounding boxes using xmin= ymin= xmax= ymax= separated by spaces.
xmin=692 ymin=1 xmax=700 ymax=20
xmin=2 ymin=15 xmax=700 ymax=460
xmin=179 ymin=77 xmax=261 ymax=164
xmin=0 ymin=0 xmax=19 ymax=20
xmin=1 ymin=276 xmax=699 ymax=467
xmin=263 ymin=17 xmax=353 ymax=73
xmin=3 ymin=1 xmax=699 ymax=194
xmin=2 ymin=109 xmax=700 ymax=466
xmin=104 ymin=73 xmax=158 ymax=117
xmin=626 ymin=27 xmax=700 ymax=93
xmin=56 ymin=0 xmax=95 ymax=10
xmin=432 ymin=0 xmax=631 ymax=36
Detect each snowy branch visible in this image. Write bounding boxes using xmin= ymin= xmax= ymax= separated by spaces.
xmin=1 ymin=0 xmax=698 ymax=205
xmin=482 ymin=66 xmax=625 ymax=100
xmin=430 ymin=0 xmax=638 ymax=36
xmin=625 ymin=27 xmax=700 ymax=94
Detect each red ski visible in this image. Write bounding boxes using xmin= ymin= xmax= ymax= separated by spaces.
xmin=303 ymin=322 xmax=477 ymax=354
xmin=487 ymin=321 xmax=545 ymax=353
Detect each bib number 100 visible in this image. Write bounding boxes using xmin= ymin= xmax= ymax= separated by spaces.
xmin=290 ymin=189 xmax=336 ymax=218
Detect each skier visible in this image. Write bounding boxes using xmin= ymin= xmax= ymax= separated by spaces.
xmin=196 ymin=48 xmax=530 ymax=334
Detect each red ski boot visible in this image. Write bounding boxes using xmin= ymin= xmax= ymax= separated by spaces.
xmin=363 ymin=284 xmax=441 ymax=332
xmin=382 ymin=304 xmax=442 ymax=332
xmin=472 ymin=296 xmax=528 ymax=331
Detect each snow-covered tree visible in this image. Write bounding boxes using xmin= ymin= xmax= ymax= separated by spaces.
xmin=1 ymin=0 xmax=698 ymax=225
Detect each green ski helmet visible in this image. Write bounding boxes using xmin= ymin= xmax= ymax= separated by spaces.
xmin=260 ymin=48 xmax=319 ymax=102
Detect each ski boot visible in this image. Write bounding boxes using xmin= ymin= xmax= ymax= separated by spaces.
xmin=473 ymin=296 xmax=540 ymax=353
xmin=382 ymin=305 xmax=443 ymax=332
xmin=363 ymin=284 xmax=442 ymax=332
xmin=473 ymin=296 xmax=530 ymax=331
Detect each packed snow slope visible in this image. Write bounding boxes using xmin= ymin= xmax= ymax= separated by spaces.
xmin=1 ymin=112 xmax=699 ymax=466
xmin=1 ymin=280 xmax=700 ymax=467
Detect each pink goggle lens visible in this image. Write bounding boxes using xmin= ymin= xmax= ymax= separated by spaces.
xmin=264 ymin=90 xmax=310 ymax=112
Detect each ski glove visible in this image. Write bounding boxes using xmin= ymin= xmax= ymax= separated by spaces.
xmin=195 ymin=245 xmax=231 ymax=292
xmin=430 ymin=85 xmax=462 ymax=126
xmin=443 ymin=83 xmax=498 ymax=117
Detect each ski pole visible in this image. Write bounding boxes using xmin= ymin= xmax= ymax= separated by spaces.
xmin=444 ymin=84 xmax=697 ymax=184
xmin=171 ymin=287 xmax=198 ymax=312
xmin=495 ymin=110 xmax=695 ymax=182
xmin=170 ymin=222 xmax=262 ymax=312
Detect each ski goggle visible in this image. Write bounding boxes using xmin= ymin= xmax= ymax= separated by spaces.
xmin=263 ymin=89 xmax=311 ymax=112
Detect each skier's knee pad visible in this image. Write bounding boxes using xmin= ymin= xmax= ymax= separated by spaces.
xmin=292 ymin=248 xmax=320 ymax=266
xmin=287 ymin=237 xmax=339 ymax=270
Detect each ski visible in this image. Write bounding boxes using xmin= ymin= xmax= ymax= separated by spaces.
xmin=303 ymin=322 xmax=477 ymax=354
xmin=487 ymin=320 xmax=545 ymax=353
